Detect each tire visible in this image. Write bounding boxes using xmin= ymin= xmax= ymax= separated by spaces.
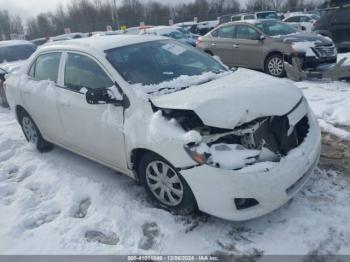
xmin=0 ymin=84 xmax=9 ymax=108
xmin=139 ymin=152 xmax=197 ymax=214
xmin=265 ymin=54 xmax=286 ymax=77
xmin=19 ymin=110 xmax=53 ymax=152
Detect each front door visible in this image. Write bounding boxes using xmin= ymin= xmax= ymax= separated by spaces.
xmin=57 ymin=52 xmax=128 ymax=171
xmin=232 ymin=25 xmax=265 ymax=69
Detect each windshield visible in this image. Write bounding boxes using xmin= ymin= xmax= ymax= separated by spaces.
xmin=106 ymin=40 xmax=227 ymax=86
xmin=256 ymin=12 xmax=278 ymax=19
xmin=0 ymin=44 xmax=36 ymax=63
xmin=256 ymin=21 xmax=297 ymax=36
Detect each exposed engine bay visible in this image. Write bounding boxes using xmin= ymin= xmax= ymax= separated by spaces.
xmin=153 ymin=98 xmax=310 ymax=170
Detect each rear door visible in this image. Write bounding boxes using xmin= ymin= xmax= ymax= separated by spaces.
xmin=207 ymin=25 xmax=236 ymax=67
xmin=57 ymin=51 xmax=128 ymax=171
xmin=21 ymin=52 xmax=65 ymax=143
xmin=231 ymin=24 xmax=264 ymax=69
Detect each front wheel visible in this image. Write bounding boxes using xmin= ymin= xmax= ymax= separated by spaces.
xmin=139 ymin=153 xmax=197 ymax=214
xmin=265 ymin=54 xmax=286 ymax=77
xmin=19 ymin=111 xmax=53 ymax=152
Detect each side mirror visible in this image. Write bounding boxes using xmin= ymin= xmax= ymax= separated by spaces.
xmin=86 ymin=86 xmax=129 ymax=108
xmin=259 ymin=35 xmax=266 ymax=41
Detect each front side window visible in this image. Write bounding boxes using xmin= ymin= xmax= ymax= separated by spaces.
xmin=64 ymin=53 xmax=113 ymax=91
xmin=29 ymin=52 xmax=61 ymax=83
xmin=256 ymin=12 xmax=278 ymax=19
xmin=300 ymin=16 xmax=311 ymax=22
xmin=105 ymin=40 xmax=227 ymax=86
xmin=236 ymin=25 xmax=260 ymax=40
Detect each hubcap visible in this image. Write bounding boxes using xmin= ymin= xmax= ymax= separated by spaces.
xmin=146 ymin=161 xmax=184 ymax=206
xmin=268 ymin=57 xmax=284 ymax=76
xmin=22 ymin=117 xmax=38 ymax=144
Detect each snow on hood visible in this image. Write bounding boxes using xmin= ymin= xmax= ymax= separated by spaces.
xmin=274 ymin=32 xmax=333 ymax=45
xmin=151 ymin=68 xmax=303 ymax=129
xmin=131 ymin=71 xmax=230 ymax=99
xmin=0 ymin=60 xmax=26 ymax=74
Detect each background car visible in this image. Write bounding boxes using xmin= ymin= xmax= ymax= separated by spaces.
xmin=142 ymin=26 xmax=197 ymax=46
xmin=283 ymin=13 xmax=319 ymax=32
xmin=231 ymin=11 xmax=280 ymax=22
xmin=49 ymin=32 xmax=87 ymax=42
xmin=0 ymin=40 xmax=37 ymax=107
xmin=197 ymin=19 xmax=337 ymax=77
xmin=312 ymin=5 xmax=350 ymax=51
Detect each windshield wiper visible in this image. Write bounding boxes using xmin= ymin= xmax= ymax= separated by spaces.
xmin=146 ymin=86 xmax=189 ymax=95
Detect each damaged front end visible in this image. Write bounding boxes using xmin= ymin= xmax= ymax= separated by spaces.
xmin=154 ymin=98 xmax=310 ymax=171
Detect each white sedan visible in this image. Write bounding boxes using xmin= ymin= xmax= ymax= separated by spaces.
xmin=6 ymin=35 xmax=321 ymax=221
xmin=283 ymin=14 xmax=319 ymax=32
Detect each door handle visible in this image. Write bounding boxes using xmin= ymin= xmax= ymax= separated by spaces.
xmin=211 ymin=43 xmax=217 ymax=46
xmin=233 ymin=44 xmax=239 ymax=48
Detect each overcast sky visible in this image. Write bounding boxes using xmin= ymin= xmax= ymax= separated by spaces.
xmin=0 ymin=0 xmax=252 ymax=22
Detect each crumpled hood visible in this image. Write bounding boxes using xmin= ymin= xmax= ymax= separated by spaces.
xmin=151 ymin=68 xmax=303 ymax=129
xmin=274 ymin=32 xmax=333 ymax=46
xmin=0 ymin=60 xmax=25 ymax=74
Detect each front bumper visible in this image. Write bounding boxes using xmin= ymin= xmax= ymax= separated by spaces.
xmin=285 ymin=53 xmax=337 ymax=70
xmin=180 ymin=109 xmax=321 ymax=221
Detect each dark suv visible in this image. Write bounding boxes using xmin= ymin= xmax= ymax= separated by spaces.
xmin=313 ymin=6 xmax=350 ymax=50
xmin=0 ymin=40 xmax=37 ymax=107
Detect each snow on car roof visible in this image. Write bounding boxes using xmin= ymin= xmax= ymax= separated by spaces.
xmin=0 ymin=40 xmax=34 ymax=47
xmin=41 ymin=34 xmax=166 ymax=52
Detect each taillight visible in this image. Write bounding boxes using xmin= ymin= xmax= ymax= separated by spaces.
xmin=196 ymin=37 xmax=202 ymax=46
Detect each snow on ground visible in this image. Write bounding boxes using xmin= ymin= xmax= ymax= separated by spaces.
xmin=1 ymin=55 xmax=350 ymax=256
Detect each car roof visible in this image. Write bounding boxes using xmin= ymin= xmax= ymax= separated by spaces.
xmin=40 ymin=34 xmax=166 ymax=53
xmin=0 ymin=40 xmax=34 ymax=47
xmin=225 ymin=19 xmax=277 ymax=26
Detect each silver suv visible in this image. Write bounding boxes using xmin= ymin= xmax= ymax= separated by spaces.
xmin=197 ymin=20 xmax=337 ymax=77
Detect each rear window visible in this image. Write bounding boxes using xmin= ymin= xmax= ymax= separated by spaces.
xmin=0 ymin=44 xmax=36 ymax=63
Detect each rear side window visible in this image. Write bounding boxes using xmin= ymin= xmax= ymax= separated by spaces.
xmin=64 ymin=53 xmax=113 ymax=91
xmin=300 ymin=16 xmax=311 ymax=22
xmin=215 ymin=25 xmax=235 ymax=38
xmin=236 ymin=25 xmax=260 ymax=40
xmin=285 ymin=16 xmax=300 ymax=22
xmin=231 ymin=16 xmax=241 ymax=22
xmin=28 ymin=52 xmax=61 ymax=83
xmin=244 ymin=15 xmax=255 ymax=20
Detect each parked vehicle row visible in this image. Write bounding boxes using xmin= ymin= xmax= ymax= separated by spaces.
xmin=5 ymin=35 xmax=321 ymax=221
xmin=0 ymin=40 xmax=37 ymax=107
xmin=197 ymin=19 xmax=337 ymax=77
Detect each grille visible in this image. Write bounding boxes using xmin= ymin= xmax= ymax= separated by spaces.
xmin=313 ymin=45 xmax=337 ymax=58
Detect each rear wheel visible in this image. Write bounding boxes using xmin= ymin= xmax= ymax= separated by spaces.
xmin=19 ymin=111 xmax=53 ymax=152
xmin=265 ymin=54 xmax=285 ymax=77
xmin=139 ymin=153 xmax=197 ymax=214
